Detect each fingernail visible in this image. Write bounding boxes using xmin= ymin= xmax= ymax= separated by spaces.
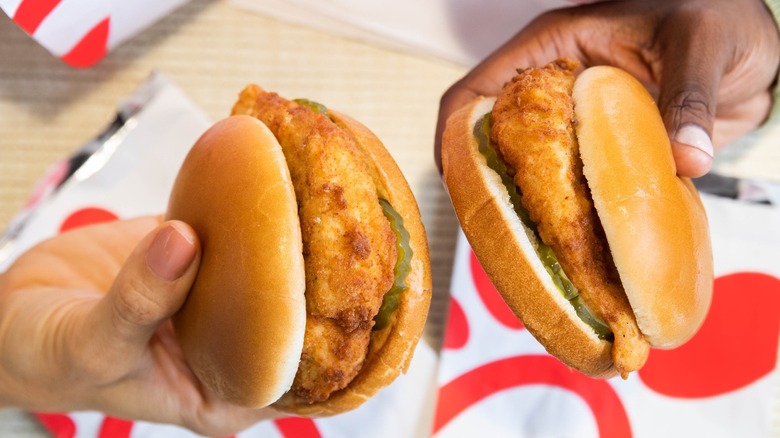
xmin=674 ymin=125 xmax=714 ymax=158
xmin=146 ymin=224 xmax=196 ymax=281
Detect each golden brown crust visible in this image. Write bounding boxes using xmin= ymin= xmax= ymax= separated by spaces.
xmin=443 ymin=64 xmax=713 ymax=378
xmin=273 ymin=109 xmax=432 ymax=416
xmin=573 ymin=66 xmax=713 ymax=348
xmin=491 ymin=59 xmax=650 ymax=377
xmin=173 ymin=89 xmax=430 ymax=415
xmin=167 ymin=116 xmax=307 ymax=408
xmin=231 ymin=86 xmax=397 ymax=403
xmin=442 ymin=97 xmax=616 ymax=378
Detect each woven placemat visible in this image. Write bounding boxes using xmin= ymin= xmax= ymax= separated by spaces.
xmin=1 ymin=1 xmax=777 ymax=436
xmin=0 ymin=1 xmax=464 ymax=435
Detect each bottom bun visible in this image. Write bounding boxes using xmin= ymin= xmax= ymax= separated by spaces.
xmin=442 ymin=97 xmax=616 ymax=378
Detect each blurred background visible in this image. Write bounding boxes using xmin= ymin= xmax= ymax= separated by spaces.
xmin=0 ymin=0 xmax=467 ymax=434
xmin=1 ymin=0 xmax=778 ymax=436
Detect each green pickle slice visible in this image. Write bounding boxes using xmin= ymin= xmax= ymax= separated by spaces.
xmin=476 ymin=114 xmax=612 ymax=340
xmin=293 ymin=98 xmax=331 ymax=119
xmin=294 ymin=96 xmax=412 ymax=331
xmin=291 ymin=97 xmax=411 ymax=331
xmin=373 ymin=199 xmax=413 ymax=331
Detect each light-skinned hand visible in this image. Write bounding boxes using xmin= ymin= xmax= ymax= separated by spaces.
xmin=0 ymin=216 xmax=279 ymax=436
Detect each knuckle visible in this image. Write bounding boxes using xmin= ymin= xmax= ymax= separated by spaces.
xmin=662 ymin=85 xmax=715 ymax=127
xmin=439 ymin=80 xmax=468 ymax=108
xmin=536 ymin=7 xmax=571 ymax=24
xmin=440 ymin=79 xmax=486 ymax=112
xmin=111 ymin=276 xmax=164 ymax=330
xmin=670 ymin=87 xmax=712 ymax=113
xmin=680 ymin=5 xmax=725 ymax=29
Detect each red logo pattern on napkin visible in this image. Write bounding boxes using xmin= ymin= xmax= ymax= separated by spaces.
xmin=434 ymin=250 xmax=780 ymax=437
xmin=640 ymin=272 xmax=780 ymax=398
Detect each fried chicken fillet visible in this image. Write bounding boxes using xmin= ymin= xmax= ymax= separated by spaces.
xmin=232 ymin=86 xmax=397 ymax=402
xmin=490 ymin=59 xmax=650 ymax=377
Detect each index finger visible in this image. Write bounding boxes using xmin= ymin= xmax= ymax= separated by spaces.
xmin=433 ymin=11 xmax=584 ymax=174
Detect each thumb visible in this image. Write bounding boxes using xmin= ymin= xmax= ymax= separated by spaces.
xmin=97 ymin=221 xmax=199 ymax=349
xmin=656 ymin=15 xmax=724 ymax=178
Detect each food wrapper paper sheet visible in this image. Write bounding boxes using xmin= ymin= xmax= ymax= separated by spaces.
xmin=0 ymin=73 xmax=438 ymax=438
xmin=433 ymin=193 xmax=780 ymax=437
xmin=0 ymin=0 xmax=188 ymax=68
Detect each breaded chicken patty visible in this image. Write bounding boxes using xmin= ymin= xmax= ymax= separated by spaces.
xmin=232 ymin=85 xmax=397 ymax=402
xmin=490 ymin=59 xmax=650 ymax=377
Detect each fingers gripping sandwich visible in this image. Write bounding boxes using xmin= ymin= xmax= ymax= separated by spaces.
xmin=442 ymin=59 xmax=713 ymax=378
xmin=167 ymin=86 xmax=431 ymax=415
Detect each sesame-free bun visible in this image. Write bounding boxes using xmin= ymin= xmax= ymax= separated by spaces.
xmin=442 ymin=97 xmax=615 ymax=378
xmin=441 ymin=64 xmax=713 ymax=377
xmin=168 ymin=115 xmax=306 ymax=408
xmin=168 ymin=100 xmax=431 ymax=414
xmin=572 ymin=66 xmax=713 ymax=348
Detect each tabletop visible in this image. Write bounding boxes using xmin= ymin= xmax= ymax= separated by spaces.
xmin=0 ymin=0 xmax=464 ymax=435
xmin=1 ymin=1 xmax=778 ymax=436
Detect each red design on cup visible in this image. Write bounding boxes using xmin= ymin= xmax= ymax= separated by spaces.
xmin=60 ymin=17 xmax=109 ymax=68
xmin=640 ymin=272 xmax=780 ymax=398
xmin=12 ymin=0 xmax=61 ymax=34
xmin=59 ymin=207 xmax=119 ymax=232
xmin=7 ymin=0 xmax=183 ymax=68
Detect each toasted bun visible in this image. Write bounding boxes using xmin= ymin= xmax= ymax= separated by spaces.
xmin=573 ymin=66 xmax=713 ymax=348
xmin=169 ymin=108 xmax=431 ymax=414
xmin=168 ymin=115 xmax=306 ymax=408
xmin=442 ymin=97 xmax=616 ymax=378
xmin=442 ymin=65 xmax=713 ymax=376
xmin=273 ymin=109 xmax=432 ymax=416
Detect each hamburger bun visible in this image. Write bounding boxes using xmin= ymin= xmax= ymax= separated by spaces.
xmin=441 ymin=60 xmax=713 ymax=378
xmin=168 ymin=89 xmax=431 ymax=415
xmin=168 ymin=115 xmax=306 ymax=407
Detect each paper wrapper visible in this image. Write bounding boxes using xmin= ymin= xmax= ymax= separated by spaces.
xmin=0 ymin=73 xmax=438 ymax=437
xmin=433 ymin=195 xmax=780 ymax=436
xmin=0 ymin=0 xmax=188 ymax=68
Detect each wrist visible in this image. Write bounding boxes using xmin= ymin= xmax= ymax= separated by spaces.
xmin=0 ymin=288 xmax=90 ymax=411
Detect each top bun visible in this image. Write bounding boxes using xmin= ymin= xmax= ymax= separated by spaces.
xmin=167 ymin=115 xmax=307 ymax=408
xmin=573 ymin=66 xmax=713 ymax=348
